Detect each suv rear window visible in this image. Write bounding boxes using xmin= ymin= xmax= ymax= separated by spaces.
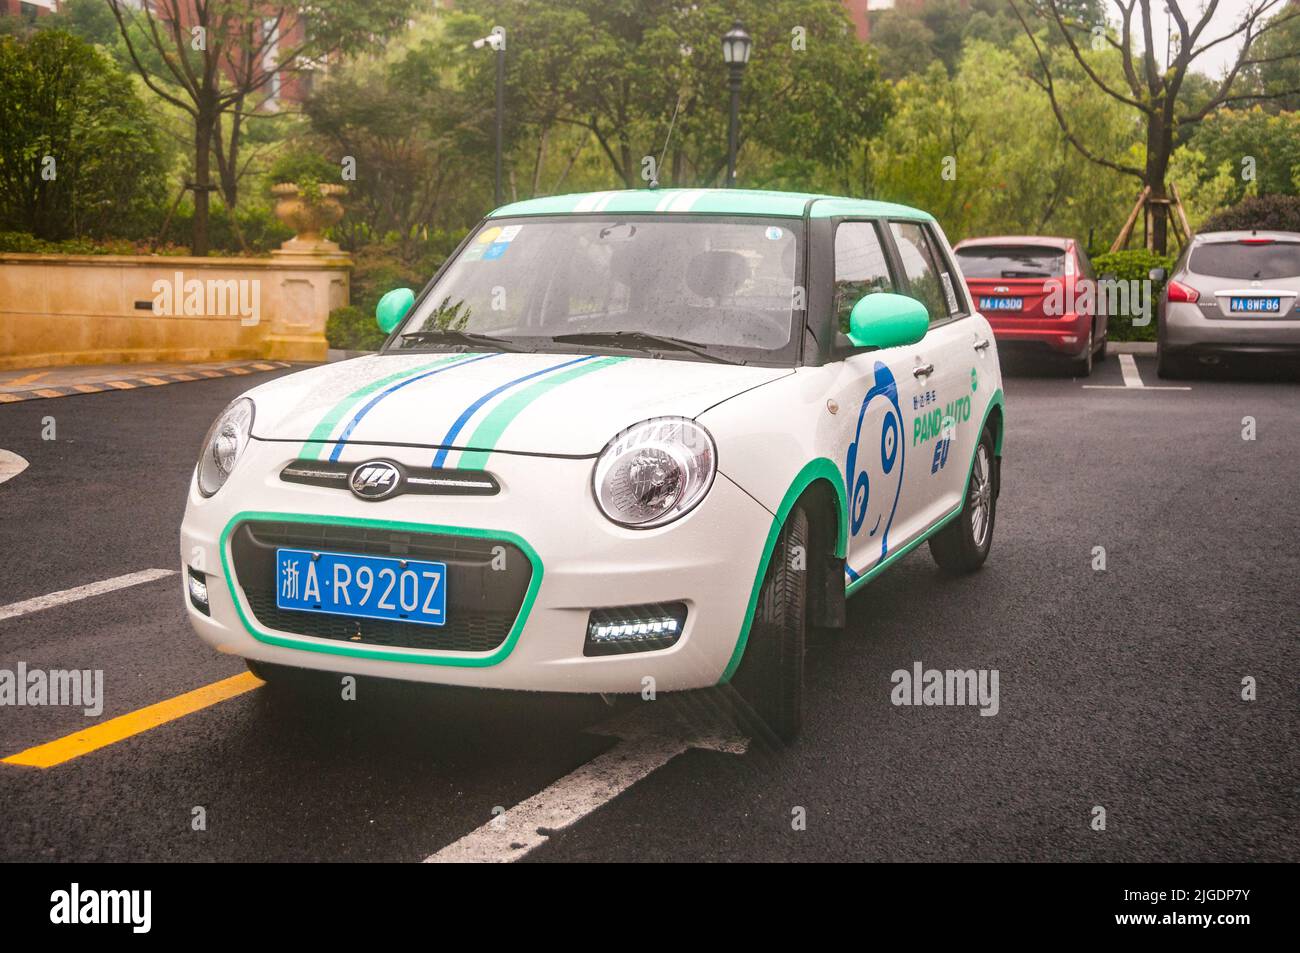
xmin=1188 ymin=241 xmax=1300 ymax=280
xmin=956 ymin=246 xmax=1066 ymax=279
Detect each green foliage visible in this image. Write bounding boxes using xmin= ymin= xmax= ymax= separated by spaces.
xmin=1201 ymin=194 xmax=1300 ymax=233
xmin=869 ymin=40 xmax=1135 ymax=244
xmin=327 ymin=305 xmax=387 ymax=351
xmin=1183 ymin=108 xmax=1300 ymax=206
xmin=0 ymin=29 xmax=165 ymax=241
xmin=1089 ymin=248 xmax=1174 ymax=341
xmin=454 ymin=0 xmax=892 ymax=189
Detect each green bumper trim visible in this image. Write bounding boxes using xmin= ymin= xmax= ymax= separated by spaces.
xmin=219 ymin=511 xmax=542 ymax=667
xmin=717 ymin=457 xmax=847 ymax=684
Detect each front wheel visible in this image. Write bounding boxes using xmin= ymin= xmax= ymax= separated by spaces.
xmin=929 ymin=426 xmax=997 ymax=574
xmin=731 ymin=506 xmax=808 ymax=743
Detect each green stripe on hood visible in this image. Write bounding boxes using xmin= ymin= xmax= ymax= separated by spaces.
xmin=298 ymin=355 xmax=469 ymax=459
xmin=455 ymin=356 xmax=629 ymax=469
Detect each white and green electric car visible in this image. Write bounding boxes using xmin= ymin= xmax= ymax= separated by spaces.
xmin=180 ymin=189 xmax=1005 ymax=739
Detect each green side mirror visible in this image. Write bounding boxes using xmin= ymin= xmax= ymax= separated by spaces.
xmin=847 ymin=292 xmax=929 ymax=349
xmin=376 ymin=288 xmax=415 ymax=334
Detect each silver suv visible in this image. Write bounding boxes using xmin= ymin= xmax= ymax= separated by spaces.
xmin=1154 ymin=230 xmax=1300 ymax=378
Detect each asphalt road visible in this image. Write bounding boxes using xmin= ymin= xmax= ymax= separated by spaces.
xmin=0 ymin=354 xmax=1296 ymax=862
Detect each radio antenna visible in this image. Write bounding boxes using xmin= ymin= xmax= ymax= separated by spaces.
xmin=651 ymin=92 xmax=684 ymax=189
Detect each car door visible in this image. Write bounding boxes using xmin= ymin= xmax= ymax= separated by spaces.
xmin=886 ymin=219 xmax=978 ymax=527
xmin=824 ymin=220 xmax=925 ymax=583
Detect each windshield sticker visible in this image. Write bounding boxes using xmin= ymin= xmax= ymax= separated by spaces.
xmin=476 ymin=226 xmax=503 ymax=245
xmin=496 ymin=224 xmax=523 ymax=242
xmin=765 ymin=226 xmax=783 ymax=241
xmin=482 ymin=242 xmax=510 ymax=260
xmin=461 ymin=244 xmax=486 ymax=261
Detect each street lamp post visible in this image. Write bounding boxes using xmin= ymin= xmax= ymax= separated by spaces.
xmin=721 ymin=20 xmax=752 ymax=189
xmin=473 ymin=28 xmax=507 ymax=206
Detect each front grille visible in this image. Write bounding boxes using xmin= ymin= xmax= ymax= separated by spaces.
xmin=230 ymin=520 xmax=532 ymax=654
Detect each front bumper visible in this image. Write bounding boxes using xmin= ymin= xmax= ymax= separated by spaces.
xmin=179 ymin=437 xmax=772 ymax=693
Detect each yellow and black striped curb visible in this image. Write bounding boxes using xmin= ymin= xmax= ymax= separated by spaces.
xmin=0 ymin=361 xmax=296 ymax=404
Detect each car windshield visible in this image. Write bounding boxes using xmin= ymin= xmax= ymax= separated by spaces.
xmin=956 ymin=245 xmax=1066 ymax=279
xmin=1188 ymin=241 xmax=1300 ymax=280
xmin=390 ymin=216 xmax=801 ymax=364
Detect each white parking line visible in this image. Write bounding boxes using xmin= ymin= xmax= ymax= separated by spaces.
xmin=0 ymin=569 xmax=177 ymax=623
xmin=0 ymin=449 xmax=28 ymax=486
xmin=425 ymin=706 xmax=748 ymax=863
xmin=1083 ymin=353 xmax=1191 ymax=390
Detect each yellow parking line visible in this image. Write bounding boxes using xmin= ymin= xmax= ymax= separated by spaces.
xmin=1 ymin=672 xmax=262 ymax=769
xmin=107 ymin=380 xmax=135 ymax=390
xmin=9 ymin=371 xmax=48 ymax=386
xmin=0 ymin=393 xmax=21 ymax=403
xmin=140 ymin=376 xmax=169 ymax=386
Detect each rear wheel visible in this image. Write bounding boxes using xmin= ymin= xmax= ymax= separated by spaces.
xmin=929 ymin=426 xmax=997 ymax=574
xmin=1070 ymin=327 xmax=1094 ymax=377
xmin=731 ymin=506 xmax=808 ymax=743
xmin=1095 ymin=328 xmax=1108 ymax=363
xmin=1156 ymin=346 xmax=1193 ymax=379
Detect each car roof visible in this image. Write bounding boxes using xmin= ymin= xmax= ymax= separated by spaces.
xmin=953 ymin=236 xmax=1074 ymax=250
xmin=1192 ymin=230 xmax=1300 ymax=244
xmin=488 ymin=188 xmax=934 ymax=222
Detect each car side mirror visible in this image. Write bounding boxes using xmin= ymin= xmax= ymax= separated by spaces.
xmin=1148 ymin=267 xmax=1166 ymax=282
xmin=847 ymin=293 xmax=929 ymax=350
xmin=376 ymin=288 xmax=415 ymax=333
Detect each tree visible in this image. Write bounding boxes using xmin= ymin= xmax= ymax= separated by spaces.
xmin=1012 ymin=0 xmax=1300 ymax=253
xmin=454 ymin=0 xmax=892 ymax=191
xmin=106 ymin=0 xmax=413 ymax=256
xmin=0 ymin=30 xmax=164 ymax=240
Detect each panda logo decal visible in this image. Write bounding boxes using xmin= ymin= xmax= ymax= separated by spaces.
xmin=845 ymin=361 xmax=905 ymax=574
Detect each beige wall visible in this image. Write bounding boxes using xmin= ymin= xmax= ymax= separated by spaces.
xmin=0 ymin=252 xmax=350 ymax=369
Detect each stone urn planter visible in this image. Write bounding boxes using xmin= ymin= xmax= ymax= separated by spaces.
xmin=271 ymin=182 xmax=347 ymax=257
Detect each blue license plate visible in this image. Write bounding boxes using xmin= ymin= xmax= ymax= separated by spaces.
xmin=1229 ymin=296 xmax=1281 ymax=314
xmin=275 ymin=548 xmax=447 ymax=627
xmin=979 ymin=296 xmax=1023 ymax=311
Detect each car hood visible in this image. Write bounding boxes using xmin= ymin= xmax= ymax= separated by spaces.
xmin=246 ymin=351 xmax=791 ymax=457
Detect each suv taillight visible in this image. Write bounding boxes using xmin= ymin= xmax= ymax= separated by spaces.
xmin=1167 ymin=280 xmax=1199 ymax=303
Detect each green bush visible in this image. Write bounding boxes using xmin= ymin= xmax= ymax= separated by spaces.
xmin=1089 ymin=248 xmax=1175 ymax=342
xmin=1200 ymin=194 xmax=1300 ymax=234
xmin=327 ymin=305 xmax=387 ymax=351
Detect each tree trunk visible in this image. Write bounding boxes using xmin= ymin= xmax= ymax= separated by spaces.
xmin=1145 ymin=115 xmax=1173 ymax=255
xmin=193 ymin=111 xmax=213 ymax=257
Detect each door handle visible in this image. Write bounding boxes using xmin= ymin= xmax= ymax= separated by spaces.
xmin=973 ymin=338 xmax=991 ymax=351
xmin=913 ymin=363 xmax=935 ymax=378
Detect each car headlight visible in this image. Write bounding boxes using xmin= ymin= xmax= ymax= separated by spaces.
xmin=593 ymin=417 xmax=716 ymax=528
xmin=196 ymin=398 xmax=255 ymax=497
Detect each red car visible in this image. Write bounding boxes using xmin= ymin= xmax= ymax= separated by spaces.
xmin=954 ymin=236 xmax=1108 ymax=376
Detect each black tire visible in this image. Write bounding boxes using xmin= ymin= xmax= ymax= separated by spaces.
xmin=1069 ymin=327 xmax=1094 ymax=377
xmin=1156 ymin=346 xmax=1193 ymax=380
xmin=929 ymin=425 xmax=997 ymax=574
xmin=731 ymin=505 xmax=808 ymax=743
xmin=1095 ymin=330 xmax=1108 ymax=364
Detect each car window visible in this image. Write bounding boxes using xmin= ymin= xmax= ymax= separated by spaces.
xmin=1188 ymin=241 xmax=1300 ymax=280
xmin=833 ymin=221 xmax=895 ymax=334
xmin=955 ymin=245 xmax=1067 ymax=279
xmin=396 ymin=216 xmax=802 ymax=361
xmin=890 ymin=221 xmax=960 ymax=323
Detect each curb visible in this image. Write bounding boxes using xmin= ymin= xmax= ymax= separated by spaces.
xmin=1110 ymin=342 xmax=1156 ymax=355
xmin=0 ymin=361 xmax=296 ymax=404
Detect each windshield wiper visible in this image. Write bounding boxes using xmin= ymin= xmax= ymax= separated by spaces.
xmin=397 ymin=329 xmax=534 ymax=353
xmin=548 ymin=330 xmax=736 ymax=364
